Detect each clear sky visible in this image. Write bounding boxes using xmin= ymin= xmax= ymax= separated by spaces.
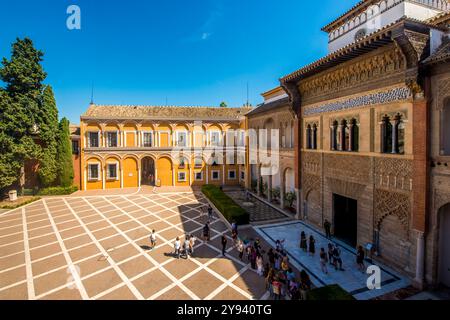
xmin=0 ymin=0 xmax=357 ymax=124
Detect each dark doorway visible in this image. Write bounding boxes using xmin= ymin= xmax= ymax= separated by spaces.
xmin=333 ymin=194 xmax=357 ymax=247
xmin=141 ymin=157 xmax=155 ymax=186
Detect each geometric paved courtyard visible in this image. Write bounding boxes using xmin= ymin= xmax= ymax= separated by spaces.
xmin=0 ymin=191 xmax=268 ymax=300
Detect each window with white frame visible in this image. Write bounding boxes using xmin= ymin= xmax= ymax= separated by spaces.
xmin=143 ymin=132 xmax=153 ymax=147
xmin=212 ymin=170 xmax=220 ymax=181
xmin=176 ymin=131 xmax=188 ymax=147
xmin=195 ymin=171 xmax=203 ymax=181
xmin=88 ymin=164 xmax=100 ymax=180
xmin=237 ymin=130 xmax=245 ymax=147
xmin=106 ymin=132 xmax=118 ymax=148
xmin=194 ymin=157 xmax=203 ymax=168
xmin=178 ymin=172 xmax=187 ymax=182
xmin=88 ymin=132 xmax=100 ymax=148
xmin=228 ymin=170 xmax=236 ymax=180
xmin=210 ymin=131 xmax=221 ymax=147
xmin=107 ymin=163 xmax=118 ymax=180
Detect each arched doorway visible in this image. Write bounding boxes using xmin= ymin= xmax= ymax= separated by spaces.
xmin=439 ymin=203 xmax=450 ymax=287
xmin=141 ymin=157 xmax=155 ymax=186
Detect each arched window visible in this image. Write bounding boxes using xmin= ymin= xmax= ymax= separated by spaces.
xmin=306 ymin=124 xmax=312 ymax=149
xmin=312 ymin=124 xmax=318 ymax=150
xmin=350 ymin=118 xmax=359 ymax=152
xmin=331 ymin=120 xmax=338 ymax=151
xmin=381 ymin=115 xmax=392 ymax=153
xmin=443 ymin=98 xmax=450 ymax=155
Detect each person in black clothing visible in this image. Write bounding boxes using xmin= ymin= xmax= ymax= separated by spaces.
xmin=333 ymin=246 xmax=344 ymax=271
xmin=221 ymin=235 xmax=228 ymax=256
xmin=203 ymin=223 xmax=210 ymax=242
xmin=300 ymin=231 xmax=307 ymax=252
xmin=324 ymin=219 xmax=332 ymax=239
xmin=207 ymin=206 xmax=213 ymax=220
xmin=267 ymin=248 xmax=275 ymax=267
xmin=357 ymin=245 xmax=365 ymax=272
xmin=308 ymin=236 xmax=316 ymax=256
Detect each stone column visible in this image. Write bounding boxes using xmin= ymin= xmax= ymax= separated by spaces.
xmin=295 ymin=188 xmax=301 ymax=220
xmin=414 ymin=231 xmax=425 ymax=289
xmin=330 ymin=126 xmax=336 ymax=151
xmin=391 ymin=120 xmax=398 ymax=154
xmin=267 ymin=176 xmax=273 ymax=202
xmin=102 ymin=166 xmax=106 ymax=190
xmin=348 ymin=123 xmax=354 ymax=152
xmin=339 ymin=123 xmax=345 ymax=151
xmin=280 ymin=184 xmax=285 ymax=210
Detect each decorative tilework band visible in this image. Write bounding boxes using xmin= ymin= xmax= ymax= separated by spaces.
xmin=303 ymin=87 xmax=412 ymax=116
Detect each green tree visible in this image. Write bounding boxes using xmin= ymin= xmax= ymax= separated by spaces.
xmin=220 ymin=101 xmax=227 ymax=108
xmin=0 ymin=38 xmax=46 ymax=192
xmin=37 ymin=86 xmax=59 ymax=186
xmin=56 ymin=118 xmax=74 ymax=187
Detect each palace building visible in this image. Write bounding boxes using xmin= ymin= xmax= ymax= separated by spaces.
xmin=78 ymin=104 xmax=251 ymax=191
xmin=278 ymin=0 xmax=450 ymax=288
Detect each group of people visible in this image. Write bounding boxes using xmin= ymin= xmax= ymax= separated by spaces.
xmin=173 ymin=234 xmax=197 ymax=259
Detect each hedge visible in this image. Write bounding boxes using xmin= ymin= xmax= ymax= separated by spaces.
xmin=37 ymin=186 xmax=79 ymax=196
xmin=0 ymin=197 xmax=41 ymax=210
xmin=307 ymin=284 xmax=355 ymax=301
xmin=201 ymin=185 xmax=250 ymax=225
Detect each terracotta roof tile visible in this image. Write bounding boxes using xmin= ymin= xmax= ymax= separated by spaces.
xmin=81 ymin=104 xmax=253 ymax=121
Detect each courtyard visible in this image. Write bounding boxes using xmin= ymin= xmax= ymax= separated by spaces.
xmin=0 ymin=190 xmax=269 ymax=300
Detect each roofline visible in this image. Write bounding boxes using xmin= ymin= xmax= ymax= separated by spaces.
xmin=261 ymin=86 xmax=284 ymax=98
xmin=80 ymin=116 xmax=245 ymax=122
xmin=281 ymin=17 xmax=436 ymax=83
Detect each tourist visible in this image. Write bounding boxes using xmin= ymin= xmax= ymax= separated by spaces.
xmin=289 ymin=279 xmax=300 ymax=300
xmin=300 ymin=231 xmax=307 ymax=252
xmin=263 ymin=263 xmax=270 ymax=278
xmin=174 ymin=237 xmax=181 ymax=259
xmin=324 ymin=219 xmax=332 ymax=239
xmin=333 ymin=245 xmax=344 ymax=271
xmin=221 ymin=235 xmax=228 ymax=256
xmin=237 ymin=240 xmax=245 ymax=261
xmin=208 ymin=205 xmax=213 ymax=220
xmin=309 ymin=235 xmax=316 ymax=256
xmin=286 ymin=268 xmax=296 ymax=283
xmin=328 ymin=243 xmax=335 ymax=266
xmin=267 ymin=248 xmax=275 ymax=267
xmin=189 ymin=234 xmax=196 ymax=256
xmin=149 ymin=229 xmax=157 ymax=250
xmin=320 ymin=248 xmax=328 ymax=274
xmin=231 ymin=229 xmax=238 ymax=246
xmin=299 ymin=270 xmax=311 ymax=300
xmin=281 ymin=256 xmax=289 ymax=274
xmin=231 ymin=220 xmax=238 ymax=234
xmin=272 ymin=277 xmax=282 ymax=300
xmin=357 ymin=245 xmax=365 ymax=272
xmin=246 ymin=242 xmax=252 ymax=262
xmin=203 ymin=223 xmax=210 ymax=242
xmin=183 ymin=236 xmax=190 ymax=259
xmin=254 ymin=238 xmax=262 ymax=252
xmin=250 ymin=247 xmax=257 ymax=269
xmin=256 ymin=253 xmax=264 ymax=276
xmin=274 ymin=252 xmax=281 ymax=270
xmin=265 ymin=268 xmax=274 ymax=297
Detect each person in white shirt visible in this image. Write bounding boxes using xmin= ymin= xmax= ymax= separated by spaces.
xmin=189 ymin=234 xmax=196 ymax=256
xmin=174 ymin=237 xmax=181 ymax=259
xmin=150 ymin=230 xmax=156 ymax=250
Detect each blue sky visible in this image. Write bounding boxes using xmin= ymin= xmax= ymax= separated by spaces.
xmin=0 ymin=0 xmax=356 ymax=123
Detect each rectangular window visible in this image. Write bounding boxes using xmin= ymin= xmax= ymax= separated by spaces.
xmin=88 ymin=164 xmax=100 ymax=180
xmin=195 ymin=172 xmax=203 ymax=181
xmin=194 ymin=158 xmax=203 ymax=168
xmin=107 ymin=163 xmax=118 ymax=180
xmin=177 ymin=132 xmax=188 ymax=147
xmin=107 ymin=132 xmax=118 ymax=148
xmin=88 ymin=132 xmax=99 ymax=148
xmin=178 ymin=172 xmax=186 ymax=182
xmin=143 ymin=132 xmax=153 ymax=147
xmin=212 ymin=170 xmax=220 ymax=181
xmin=72 ymin=140 xmax=79 ymax=155
xmin=210 ymin=132 xmax=221 ymax=147
xmin=228 ymin=170 xmax=236 ymax=180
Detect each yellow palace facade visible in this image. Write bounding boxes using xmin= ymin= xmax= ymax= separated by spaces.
xmin=79 ymin=104 xmax=251 ymax=191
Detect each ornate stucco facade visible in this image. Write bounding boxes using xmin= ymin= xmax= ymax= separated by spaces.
xmin=280 ymin=2 xmax=450 ymax=288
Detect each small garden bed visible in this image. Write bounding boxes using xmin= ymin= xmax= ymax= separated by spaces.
xmin=0 ymin=196 xmax=41 ymax=210
xmin=307 ymin=284 xmax=355 ymax=301
xmin=23 ymin=186 xmax=78 ymax=196
xmin=202 ymin=185 xmax=250 ymax=225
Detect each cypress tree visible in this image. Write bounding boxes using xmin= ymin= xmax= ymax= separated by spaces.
xmin=0 ymin=38 xmax=46 ymax=191
xmin=37 ymin=85 xmax=59 ymax=186
xmin=56 ymin=118 xmax=74 ymax=187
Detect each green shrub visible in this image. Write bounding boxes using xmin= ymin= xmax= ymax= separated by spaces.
xmin=307 ymin=285 xmax=355 ymax=301
xmin=0 ymin=197 xmax=41 ymax=209
xmin=37 ymin=186 xmax=78 ymax=196
xmin=202 ymin=185 xmax=249 ymax=225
